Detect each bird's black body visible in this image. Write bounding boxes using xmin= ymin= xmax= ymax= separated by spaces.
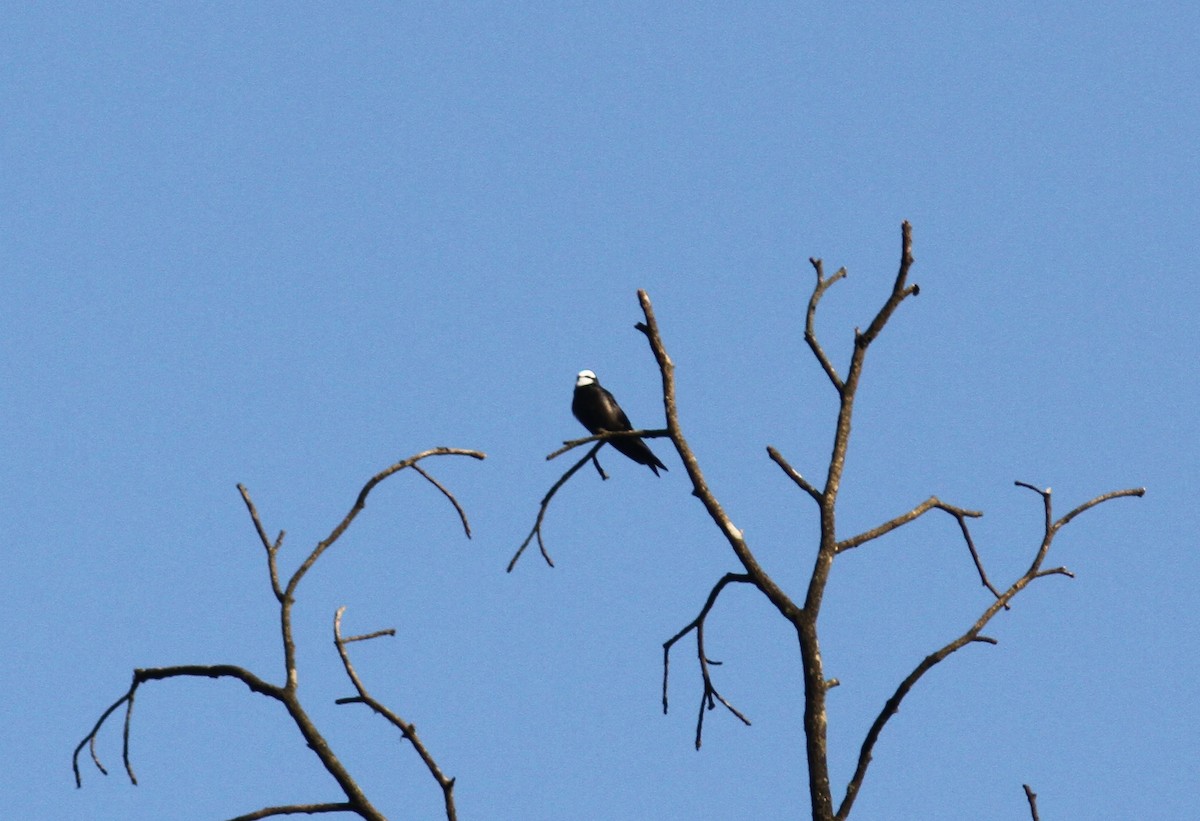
xmin=572 ymin=370 xmax=668 ymax=475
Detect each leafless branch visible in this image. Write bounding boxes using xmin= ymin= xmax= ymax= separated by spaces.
xmin=509 ymin=428 xmax=677 ymax=571
xmin=238 ymin=483 xmax=286 ymax=601
xmin=766 ymin=446 xmax=823 ymax=504
xmin=78 ymin=448 xmax=483 ymax=821
xmin=1023 ymin=784 xmax=1041 ymax=821
xmin=509 ymin=442 xmax=602 ymax=571
xmin=410 ymin=463 xmax=474 ymax=539
xmin=835 ymin=496 xmax=1002 ymax=599
xmin=333 ymin=607 xmax=457 ymax=821
xmin=228 ymin=803 xmax=355 ymax=820
xmin=287 ymin=448 xmax=486 ymax=597
xmin=805 ymin=258 xmax=849 ymax=390
xmin=635 ymin=296 xmax=801 ymax=624
xmin=73 ymin=665 xmax=283 ymax=787
xmin=342 ymin=627 xmax=397 ymax=643
xmin=546 ymin=428 xmax=670 ymax=461
xmin=662 ymin=573 xmax=755 ymax=748
xmin=835 ymin=483 xmax=1145 ymax=820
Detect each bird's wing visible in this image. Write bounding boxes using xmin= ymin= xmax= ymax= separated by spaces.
xmin=600 ymin=386 xmax=635 ymax=431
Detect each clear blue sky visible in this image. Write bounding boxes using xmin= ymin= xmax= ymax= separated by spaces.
xmin=3 ymin=4 xmax=1194 ymax=820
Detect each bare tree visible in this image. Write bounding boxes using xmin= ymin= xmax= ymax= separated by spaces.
xmin=75 ymin=448 xmax=485 ymax=821
xmin=512 ymin=222 xmax=1143 ymax=820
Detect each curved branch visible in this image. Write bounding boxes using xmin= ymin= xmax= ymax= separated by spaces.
xmin=508 ymin=442 xmax=603 ymax=571
xmin=73 ymin=665 xmax=284 ymax=787
xmin=835 ymin=482 xmax=1144 ymax=820
xmin=662 ymin=573 xmax=755 ymax=748
xmin=835 ymin=496 xmax=1001 ymax=599
xmin=333 ymin=607 xmax=457 ymax=821
xmin=1054 ymin=486 xmax=1145 ymax=531
xmin=805 ymin=258 xmax=848 ymax=390
xmin=287 ymin=448 xmax=486 ymax=597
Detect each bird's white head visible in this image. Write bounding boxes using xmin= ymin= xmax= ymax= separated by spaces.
xmin=575 ymin=369 xmax=597 ymax=387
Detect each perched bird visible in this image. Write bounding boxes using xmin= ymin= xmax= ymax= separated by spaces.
xmin=572 ymin=369 xmax=668 ymax=475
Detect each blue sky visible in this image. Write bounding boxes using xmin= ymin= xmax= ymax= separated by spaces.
xmin=3 ymin=4 xmax=1195 ymax=820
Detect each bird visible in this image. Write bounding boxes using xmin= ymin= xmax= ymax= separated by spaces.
xmin=572 ymin=369 xmax=668 ymax=475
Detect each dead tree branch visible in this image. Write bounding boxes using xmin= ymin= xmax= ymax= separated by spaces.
xmin=76 ymin=447 xmax=485 ymax=821
xmin=767 ymin=446 xmax=823 ymax=505
xmin=834 ymin=483 xmax=1144 ymax=820
xmin=228 ymin=803 xmax=355 ymax=821
xmin=635 ymin=295 xmax=802 ymax=624
xmin=1023 ymin=784 xmax=1041 ymax=821
xmin=333 ymin=607 xmax=457 ymax=821
xmin=834 ymin=496 xmax=1002 ymax=599
xmin=805 ymin=259 xmax=849 ymax=390
xmin=509 ymin=429 xmax=670 ymax=572
xmin=509 ymin=442 xmax=601 ymax=571
xmin=662 ymin=573 xmax=755 ymax=748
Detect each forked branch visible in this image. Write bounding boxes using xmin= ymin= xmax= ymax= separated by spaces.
xmin=834 ymin=483 xmax=1145 ymax=820
xmin=662 ymin=573 xmax=755 ymax=749
xmin=77 ymin=448 xmax=484 ymax=821
xmin=333 ymin=607 xmax=457 ymax=821
xmin=509 ymin=429 xmax=670 ymax=571
xmin=835 ymin=496 xmax=1001 ymax=598
xmin=73 ymin=665 xmax=282 ymax=788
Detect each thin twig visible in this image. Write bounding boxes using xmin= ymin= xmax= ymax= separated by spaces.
xmin=1023 ymin=784 xmax=1041 ymax=821
xmin=662 ymin=573 xmax=755 ymax=748
xmin=333 ymin=607 xmax=457 ymax=821
xmin=238 ymin=484 xmax=285 ymax=601
xmin=546 ymin=428 xmax=670 ymax=461
xmin=411 ymin=463 xmax=474 ymax=539
xmin=805 ymin=259 xmax=849 ymax=390
xmin=227 ymin=802 xmax=355 ymax=821
xmin=508 ymin=442 xmax=602 ymax=571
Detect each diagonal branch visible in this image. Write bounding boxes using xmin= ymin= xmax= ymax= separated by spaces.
xmin=510 ymin=429 xmax=676 ymax=572
xmin=411 ymin=464 xmax=474 ymax=539
xmin=238 ymin=484 xmax=286 ymax=602
xmin=835 ymin=482 xmax=1144 ymax=820
xmin=767 ymin=446 xmax=823 ymax=505
xmin=287 ymin=448 xmax=486 ymax=598
xmin=636 ymin=292 xmax=802 ymax=624
xmin=1023 ymin=784 xmax=1041 ymax=821
xmin=835 ymin=496 xmax=1002 ymax=599
xmin=662 ymin=573 xmax=755 ymax=749
xmin=333 ymin=607 xmax=457 ymax=821
xmin=508 ymin=442 xmax=603 ymax=572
